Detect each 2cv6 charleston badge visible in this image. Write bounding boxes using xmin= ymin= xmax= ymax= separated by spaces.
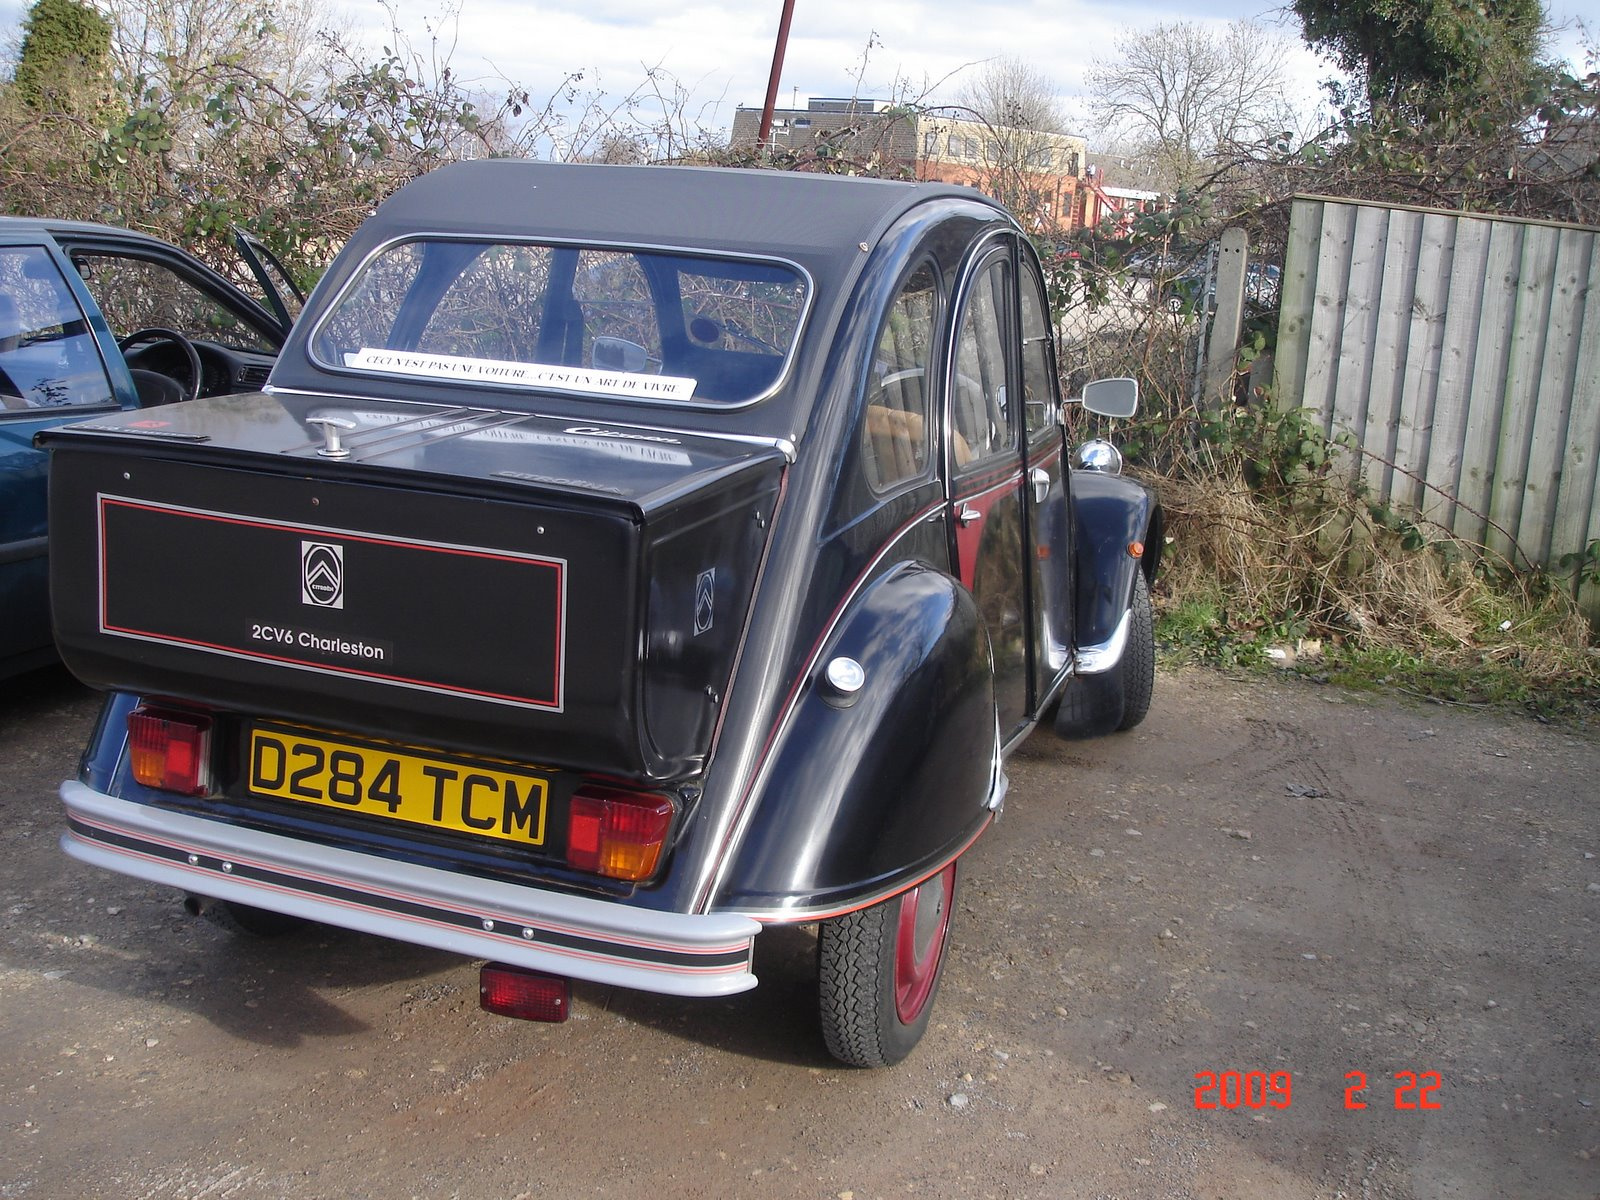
xmin=41 ymin=160 xmax=1160 ymax=1067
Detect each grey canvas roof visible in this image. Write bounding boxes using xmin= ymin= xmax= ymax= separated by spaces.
xmin=273 ymin=159 xmax=1014 ymax=433
xmin=346 ymin=159 xmax=1000 ymax=283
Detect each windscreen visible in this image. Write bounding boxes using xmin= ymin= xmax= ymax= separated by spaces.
xmin=310 ymin=239 xmax=808 ymax=406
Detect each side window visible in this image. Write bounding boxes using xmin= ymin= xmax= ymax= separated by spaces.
xmin=950 ymin=253 xmax=1015 ymax=465
xmin=1020 ymin=261 xmax=1058 ymax=440
xmin=72 ymin=253 xmax=276 ymax=354
xmin=0 ymin=246 xmax=115 ymax=411
xmin=861 ymin=263 xmax=937 ymax=491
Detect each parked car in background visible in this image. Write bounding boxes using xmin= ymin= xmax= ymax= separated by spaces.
xmin=1155 ymin=262 xmax=1211 ymax=314
xmin=1153 ymin=255 xmax=1281 ymax=316
xmin=41 ymin=161 xmax=1161 ymax=1067
xmin=1246 ymin=262 xmax=1281 ymax=306
xmin=0 ymin=219 xmax=293 ymax=677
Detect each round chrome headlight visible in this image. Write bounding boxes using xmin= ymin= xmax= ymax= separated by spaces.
xmin=1074 ymin=438 xmax=1123 ymax=474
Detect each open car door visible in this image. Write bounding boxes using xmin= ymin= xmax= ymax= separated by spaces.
xmin=232 ymin=228 xmax=305 ymax=331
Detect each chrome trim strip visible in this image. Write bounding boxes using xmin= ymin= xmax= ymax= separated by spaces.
xmin=60 ymin=781 xmax=759 ymax=998
xmin=262 ymin=388 xmax=799 ymax=463
xmin=1075 ymin=607 xmax=1131 ymax=675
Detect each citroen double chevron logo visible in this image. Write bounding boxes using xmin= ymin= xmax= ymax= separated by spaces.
xmin=301 ymin=541 xmax=345 ymax=609
xmin=694 ymin=568 xmax=715 ymax=636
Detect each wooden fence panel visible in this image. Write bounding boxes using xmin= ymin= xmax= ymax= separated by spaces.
xmin=1362 ymin=210 xmax=1419 ymax=498
xmin=1394 ymin=212 xmax=1456 ymax=514
xmin=1491 ymin=226 xmax=1559 ymax=562
xmin=1278 ymin=196 xmax=1600 ymax=616
xmin=1455 ymin=220 xmax=1525 ymax=548
xmin=1421 ymin=216 xmax=1488 ymax=529
xmin=1553 ymin=239 xmax=1600 ymax=617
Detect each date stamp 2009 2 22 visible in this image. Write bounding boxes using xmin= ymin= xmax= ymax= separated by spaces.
xmin=1193 ymin=1070 xmax=1443 ymax=1111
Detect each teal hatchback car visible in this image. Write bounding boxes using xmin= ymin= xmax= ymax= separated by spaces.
xmin=0 ymin=219 xmax=295 ymax=676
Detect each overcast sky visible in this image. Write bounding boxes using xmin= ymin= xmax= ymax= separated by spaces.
xmin=365 ymin=0 xmax=1328 ymax=132
xmin=1 ymin=0 xmax=1592 ymax=139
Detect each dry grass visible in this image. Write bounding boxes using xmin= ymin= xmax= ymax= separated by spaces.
xmin=1147 ymin=458 xmax=1600 ymax=715
xmin=1048 ymin=260 xmax=1597 ymax=715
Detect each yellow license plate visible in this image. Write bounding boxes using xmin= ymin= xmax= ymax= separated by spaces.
xmin=246 ymin=726 xmax=548 ymax=846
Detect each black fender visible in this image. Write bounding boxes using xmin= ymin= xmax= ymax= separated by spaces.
xmin=713 ymin=561 xmax=996 ymax=915
xmin=1072 ymin=469 xmax=1162 ymax=651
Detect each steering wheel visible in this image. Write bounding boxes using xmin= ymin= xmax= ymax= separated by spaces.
xmin=117 ymin=327 xmax=203 ymax=405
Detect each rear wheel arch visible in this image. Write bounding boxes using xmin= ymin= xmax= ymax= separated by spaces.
xmin=712 ymin=562 xmax=995 ymax=915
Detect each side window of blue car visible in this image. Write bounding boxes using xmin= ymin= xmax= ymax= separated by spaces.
xmin=0 ymin=246 xmax=115 ymax=412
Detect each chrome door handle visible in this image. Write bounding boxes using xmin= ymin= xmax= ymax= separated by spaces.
xmin=1029 ymin=467 xmax=1051 ymax=504
xmin=956 ymin=503 xmax=980 ymax=526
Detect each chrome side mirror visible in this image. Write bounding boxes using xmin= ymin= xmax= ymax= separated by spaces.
xmin=592 ymin=336 xmax=651 ymax=372
xmin=1080 ymin=377 xmax=1139 ymax=418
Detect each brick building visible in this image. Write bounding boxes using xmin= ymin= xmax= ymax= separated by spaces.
xmin=729 ymin=98 xmax=1092 ymax=230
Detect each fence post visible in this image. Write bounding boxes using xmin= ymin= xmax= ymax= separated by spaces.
xmin=1204 ymin=226 xmax=1248 ymax=407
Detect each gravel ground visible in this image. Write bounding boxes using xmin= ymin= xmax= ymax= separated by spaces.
xmin=2 ymin=664 xmax=1596 ymax=1199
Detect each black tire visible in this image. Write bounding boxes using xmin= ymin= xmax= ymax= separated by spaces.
xmin=817 ymin=861 xmax=958 ymax=1068
xmin=1115 ymin=569 xmax=1155 ymax=731
xmin=1055 ymin=569 xmax=1154 ymax=738
xmin=197 ymin=897 xmax=309 ymax=938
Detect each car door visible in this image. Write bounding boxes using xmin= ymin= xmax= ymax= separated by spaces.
xmin=57 ymin=233 xmax=290 ymax=353
xmin=946 ymin=240 xmax=1031 ymax=742
xmin=1019 ymin=252 xmax=1074 ymax=704
xmin=0 ymin=236 xmax=129 ymax=673
xmin=233 ymin=228 xmax=305 ymax=329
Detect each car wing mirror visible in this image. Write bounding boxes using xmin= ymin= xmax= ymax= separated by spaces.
xmin=1074 ymin=376 xmax=1139 ymax=419
xmin=592 ymin=336 xmax=650 ymax=373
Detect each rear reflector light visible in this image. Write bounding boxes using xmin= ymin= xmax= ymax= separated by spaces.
xmin=128 ymin=706 xmax=213 ymax=796
xmin=566 ymin=785 xmax=674 ymax=881
xmin=480 ymin=963 xmax=569 ymax=1022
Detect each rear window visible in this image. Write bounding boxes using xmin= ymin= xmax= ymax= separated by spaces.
xmin=310 ymin=239 xmax=809 ymax=407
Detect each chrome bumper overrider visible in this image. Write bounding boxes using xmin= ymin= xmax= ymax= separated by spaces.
xmin=60 ymin=780 xmax=759 ymax=997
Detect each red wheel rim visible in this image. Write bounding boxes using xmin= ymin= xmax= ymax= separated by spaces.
xmin=893 ymin=862 xmax=955 ymax=1024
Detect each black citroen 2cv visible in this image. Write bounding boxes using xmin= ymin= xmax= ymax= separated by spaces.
xmin=42 ymin=160 xmax=1161 ymax=1067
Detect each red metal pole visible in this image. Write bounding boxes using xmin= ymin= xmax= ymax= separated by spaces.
xmin=756 ymin=0 xmax=797 ymax=149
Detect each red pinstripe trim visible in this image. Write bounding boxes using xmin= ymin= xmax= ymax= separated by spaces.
xmin=735 ymin=814 xmax=992 ymax=924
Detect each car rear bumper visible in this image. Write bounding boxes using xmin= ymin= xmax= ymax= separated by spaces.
xmin=59 ymin=779 xmax=760 ymax=997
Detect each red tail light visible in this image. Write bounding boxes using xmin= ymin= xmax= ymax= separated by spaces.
xmin=566 ymin=784 xmax=674 ymax=881
xmin=480 ymin=963 xmax=569 ymax=1022
xmin=128 ymin=706 xmax=213 ymax=796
